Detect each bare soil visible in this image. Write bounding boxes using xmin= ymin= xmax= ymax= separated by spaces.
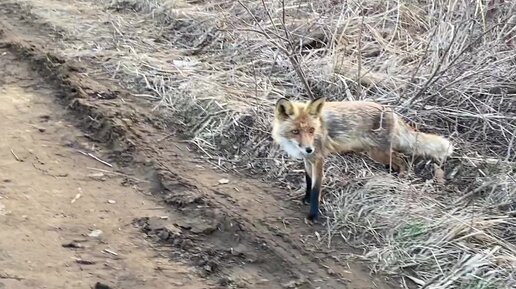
xmin=0 ymin=1 xmax=398 ymax=288
xmin=0 ymin=48 xmax=213 ymax=289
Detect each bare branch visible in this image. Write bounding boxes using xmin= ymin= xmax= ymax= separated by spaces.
xmin=237 ymin=0 xmax=315 ymax=99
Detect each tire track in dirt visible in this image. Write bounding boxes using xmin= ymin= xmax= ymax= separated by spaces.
xmin=0 ymin=28 xmax=321 ymax=288
xmin=0 ymin=2 xmax=398 ymax=289
xmin=0 ymin=24 xmax=288 ymax=289
xmin=0 ymin=44 xmax=218 ymax=289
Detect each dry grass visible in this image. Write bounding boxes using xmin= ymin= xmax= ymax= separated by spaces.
xmin=71 ymin=0 xmax=516 ymax=288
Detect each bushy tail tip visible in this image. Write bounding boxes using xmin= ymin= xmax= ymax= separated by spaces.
xmin=413 ymin=132 xmax=454 ymax=163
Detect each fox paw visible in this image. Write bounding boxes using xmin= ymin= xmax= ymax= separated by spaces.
xmin=305 ymin=213 xmax=318 ymax=224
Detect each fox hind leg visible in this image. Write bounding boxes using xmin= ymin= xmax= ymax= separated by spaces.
xmin=368 ymin=149 xmax=407 ymax=173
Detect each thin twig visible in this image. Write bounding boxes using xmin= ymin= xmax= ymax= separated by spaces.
xmin=10 ymin=148 xmax=22 ymax=162
xmin=77 ymin=150 xmax=113 ymax=168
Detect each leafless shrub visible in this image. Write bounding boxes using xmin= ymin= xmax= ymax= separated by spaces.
xmin=87 ymin=0 xmax=516 ymax=288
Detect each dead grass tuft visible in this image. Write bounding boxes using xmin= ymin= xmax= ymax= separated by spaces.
xmin=81 ymin=0 xmax=516 ymax=288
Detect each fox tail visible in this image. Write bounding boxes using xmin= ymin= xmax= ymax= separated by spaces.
xmin=395 ymin=121 xmax=454 ymax=163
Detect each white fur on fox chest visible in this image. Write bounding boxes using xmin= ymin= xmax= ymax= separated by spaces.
xmin=277 ymin=136 xmax=304 ymax=159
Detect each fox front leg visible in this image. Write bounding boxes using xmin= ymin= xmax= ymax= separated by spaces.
xmin=302 ymin=159 xmax=312 ymax=205
xmin=307 ymin=158 xmax=324 ymax=222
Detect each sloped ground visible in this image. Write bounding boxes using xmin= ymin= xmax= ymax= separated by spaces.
xmin=1 ymin=0 xmax=515 ymax=288
xmin=0 ymin=48 xmax=214 ymax=288
xmin=0 ymin=1 xmax=398 ymax=289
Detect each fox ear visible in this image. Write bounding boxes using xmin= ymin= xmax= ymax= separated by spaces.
xmin=275 ymin=98 xmax=294 ymax=120
xmin=307 ymin=97 xmax=326 ymax=116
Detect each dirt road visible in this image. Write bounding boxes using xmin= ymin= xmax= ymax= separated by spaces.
xmin=0 ymin=48 xmax=214 ymax=288
xmin=0 ymin=1 xmax=397 ymax=288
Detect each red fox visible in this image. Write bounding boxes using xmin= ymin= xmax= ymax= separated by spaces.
xmin=272 ymin=97 xmax=454 ymax=222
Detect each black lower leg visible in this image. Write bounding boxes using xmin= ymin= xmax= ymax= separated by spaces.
xmin=307 ymin=186 xmax=320 ymax=221
xmin=302 ymin=172 xmax=311 ymax=204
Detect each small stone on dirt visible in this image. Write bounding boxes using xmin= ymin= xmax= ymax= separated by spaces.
xmin=203 ymin=264 xmax=213 ymax=272
xmin=94 ymin=282 xmax=113 ymax=289
xmin=218 ymin=178 xmax=229 ymax=184
xmin=88 ymin=229 xmax=103 ymax=238
xmin=178 ymin=239 xmax=194 ymax=250
xmin=62 ymin=241 xmax=83 ymax=249
xmin=107 ymin=200 xmax=116 ymax=204
xmin=39 ymin=115 xmax=50 ymax=122
xmin=175 ymin=218 xmax=217 ymax=235
xmin=75 ymin=258 xmax=96 ymax=265
xmin=88 ymin=173 xmax=106 ymax=181
xmin=70 ymin=193 xmax=81 ymax=204
xmin=157 ymin=230 xmax=169 ymax=240
xmin=146 ymin=217 xmax=181 ymax=235
xmin=218 ymin=276 xmax=233 ymax=286
xmin=282 ymin=280 xmax=297 ymax=288
xmin=282 ymin=279 xmax=308 ymax=289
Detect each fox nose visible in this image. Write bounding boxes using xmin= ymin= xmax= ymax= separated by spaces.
xmin=305 ymin=147 xmax=314 ymax=154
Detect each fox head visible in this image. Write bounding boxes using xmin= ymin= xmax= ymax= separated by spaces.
xmin=272 ymin=97 xmax=326 ymax=159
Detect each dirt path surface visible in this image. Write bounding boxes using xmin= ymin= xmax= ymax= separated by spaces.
xmin=0 ymin=49 xmax=213 ymax=289
xmin=0 ymin=1 xmax=397 ymax=289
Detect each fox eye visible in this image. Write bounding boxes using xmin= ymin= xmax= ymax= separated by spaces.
xmin=291 ymin=129 xmax=300 ymax=135
xmin=309 ymin=128 xmax=315 ymax=134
